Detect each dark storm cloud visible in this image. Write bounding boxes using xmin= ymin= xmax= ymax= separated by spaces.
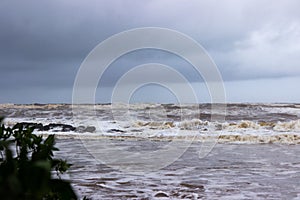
xmin=0 ymin=0 xmax=112 ymax=62
xmin=0 ymin=0 xmax=300 ymax=103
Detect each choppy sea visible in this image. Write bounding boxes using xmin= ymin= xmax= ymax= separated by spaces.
xmin=1 ymin=103 xmax=300 ymax=199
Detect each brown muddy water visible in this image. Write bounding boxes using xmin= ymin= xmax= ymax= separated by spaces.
xmin=55 ymin=139 xmax=300 ymax=200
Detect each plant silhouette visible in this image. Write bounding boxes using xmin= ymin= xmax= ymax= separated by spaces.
xmin=0 ymin=117 xmax=77 ymax=200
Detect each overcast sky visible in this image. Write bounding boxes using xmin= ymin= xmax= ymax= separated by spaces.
xmin=0 ymin=0 xmax=300 ymax=103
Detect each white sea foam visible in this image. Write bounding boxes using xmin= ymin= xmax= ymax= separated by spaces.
xmin=273 ymin=120 xmax=300 ymax=132
xmin=262 ymin=106 xmax=300 ymax=117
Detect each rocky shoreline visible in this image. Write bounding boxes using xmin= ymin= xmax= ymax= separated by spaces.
xmin=13 ymin=122 xmax=96 ymax=133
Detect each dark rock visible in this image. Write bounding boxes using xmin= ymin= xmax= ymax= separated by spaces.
xmin=85 ymin=126 xmax=96 ymax=133
xmin=107 ymin=129 xmax=125 ymax=133
xmin=76 ymin=126 xmax=96 ymax=133
xmin=76 ymin=126 xmax=86 ymax=133
xmin=14 ymin=122 xmax=44 ymax=131
xmin=14 ymin=122 xmax=76 ymax=132
xmin=43 ymin=125 xmax=50 ymax=131
xmin=43 ymin=123 xmax=76 ymax=132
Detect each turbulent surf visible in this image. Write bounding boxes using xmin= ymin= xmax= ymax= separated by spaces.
xmin=1 ymin=103 xmax=299 ymax=144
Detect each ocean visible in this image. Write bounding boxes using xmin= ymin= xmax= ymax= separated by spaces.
xmin=1 ymin=103 xmax=300 ymax=199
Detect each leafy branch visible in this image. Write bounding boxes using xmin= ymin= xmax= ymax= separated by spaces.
xmin=0 ymin=117 xmax=77 ymax=200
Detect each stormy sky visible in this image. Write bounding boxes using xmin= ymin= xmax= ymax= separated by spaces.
xmin=0 ymin=0 xmax=300 ymax=103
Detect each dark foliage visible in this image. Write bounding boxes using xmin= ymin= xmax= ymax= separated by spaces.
xmin=0 ymin=117 xmax=77 ymax=200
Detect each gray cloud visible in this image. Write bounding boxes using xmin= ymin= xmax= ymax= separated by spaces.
xmin=0 ymin=0 xmax=300 ymax=103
